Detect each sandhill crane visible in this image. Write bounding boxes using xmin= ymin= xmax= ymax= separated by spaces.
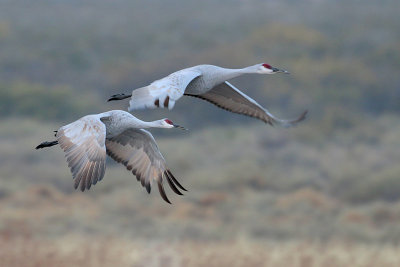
xmin=35 ymin=110 xmax=187 ymax=203
xmin=108 ymin=63 xmax=307 ymax=127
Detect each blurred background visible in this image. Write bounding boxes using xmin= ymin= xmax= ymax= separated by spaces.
xmin=0 ymin=0 xmax=399 ymax=266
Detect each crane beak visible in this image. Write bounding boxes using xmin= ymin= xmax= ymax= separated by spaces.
xmin=173 ymin=124 xmax=188 ymax=130
xmin=272 ymin=67 xmax=290 ymax=74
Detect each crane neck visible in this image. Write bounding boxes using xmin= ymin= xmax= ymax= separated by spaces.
xmin=219 ymin=66 xmax=259 ymax=81
xmin=135 ymin=120 xmax=164 ymax=129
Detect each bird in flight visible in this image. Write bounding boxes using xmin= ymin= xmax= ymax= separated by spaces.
xmin=35 ymin=110 xmax=187 ymax=203
xmin=108 ymin=63 xmax=307 ymax=127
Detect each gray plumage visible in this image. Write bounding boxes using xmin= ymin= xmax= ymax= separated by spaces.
xmin=38 ymin=110 xmax=186 ymax=204
xmin=111 ymin=64 xmax=307 ymax=126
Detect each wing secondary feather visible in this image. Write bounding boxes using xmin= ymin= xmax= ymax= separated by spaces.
xmin=56 ymin=115 xmax=107 ymax=191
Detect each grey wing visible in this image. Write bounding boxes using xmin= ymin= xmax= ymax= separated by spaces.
xmin=185 ymin=81 xmax=307 ymax=127
xmin=105 ymin=129 xmax=186 ymax=203
xmin=56 ymin=115 xmax=107 ymax=191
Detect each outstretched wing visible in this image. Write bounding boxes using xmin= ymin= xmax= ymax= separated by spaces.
xmin=56 ymin=115 xmax=107 ymax=191
xmin=185 ymin=81 xmax=307 ymax=127
xmin=128 ymin=69 xmax=201 ymax=111
xmin=105 ymin=129 xmax=186 ymax=204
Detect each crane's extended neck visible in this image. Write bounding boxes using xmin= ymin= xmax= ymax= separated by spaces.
xmin=141 ymin=120 xmax=162 ymax=128
xmin=136 ymin=119 xmax=186 ymax=130
xmin=218 ymin=65 xmax=261 ymax=81
xmin=134 ymin=119 xmax=170 ymax=129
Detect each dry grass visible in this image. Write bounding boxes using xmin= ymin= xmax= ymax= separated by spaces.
xmin=1 ymin=117 xmax=400 ymax=267
xmin=1 ymin=236 xmax=400 ymax=267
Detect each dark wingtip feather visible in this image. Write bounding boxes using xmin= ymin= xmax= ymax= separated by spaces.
xmin=73 ymin=177 xmax=79 ymax=190
xmin=81 ymin=174 xmax=87 ymax=192
xmin=294 ymin=110 xmax=308 ymax=124
xmin=165 ymin=172 xmax=183 ymax=196
xmin=146 ymin=182 xmax=151 ymax=194
xmin=276 ymin=109 xmax=308 ymax=128
xmin=167 ymin=170 xmax=188 ymax=192
xmin=86 ymin=181 xmax=92 ymax=191
xmin=158 ymin=181 xmax=171 ymax=204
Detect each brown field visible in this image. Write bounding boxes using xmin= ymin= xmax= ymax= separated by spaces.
xmin=0 ymin=116 xmax=400 ymax=266
xmin=1 ymin=236 xmax=400 ymax=267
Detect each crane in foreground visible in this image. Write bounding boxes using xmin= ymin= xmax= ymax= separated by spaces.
xmin=35 ymin=110 xmax=187 ymax=204
xmin=108 ymin=63 xmax=307 ymax=127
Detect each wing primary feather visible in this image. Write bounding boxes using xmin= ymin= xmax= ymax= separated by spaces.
xmin=106 ymin=129 xmax=183 ymax=203
xmin=74 ymin=172 xmax=82 ymax=190
xmin=158 ymin=179 xmax=171 ymax=204
xmin=165 ymin=172 xmax=183 ymax=195
xmin=80 ymin=174 xmax=87 ymax=191
xmin=167 ymin=170 xmax=187 ymax=191
xmin=145 ymin=181 xmax=151 ymax=194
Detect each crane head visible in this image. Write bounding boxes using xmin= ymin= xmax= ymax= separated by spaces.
xmin=163 ymin=119 xmax=187 ymax=130
xmin=258 ymin=63 xmax=290 ymax=74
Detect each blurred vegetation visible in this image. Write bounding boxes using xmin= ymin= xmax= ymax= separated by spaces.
xmin=0 ymin=0 xmax=399 ymax=125
xmin=0 ymin=82 xmax=99 ymax=120
xmin=0 ymin=116 xmax=399 ymax=244
xmin=0 ymin=0 xmax=400 ymax=264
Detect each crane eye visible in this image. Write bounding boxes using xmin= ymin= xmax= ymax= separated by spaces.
xmin=164 ymin=119 xmax=173 ymax=125
xmin=262 ymin=63 xmax=272 ymax=69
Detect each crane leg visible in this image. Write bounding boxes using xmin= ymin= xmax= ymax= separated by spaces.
xmin=107 ymin=93 xmax=132 ymax=102
xmin=35 ymin=140 xmax=58 ymax=150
